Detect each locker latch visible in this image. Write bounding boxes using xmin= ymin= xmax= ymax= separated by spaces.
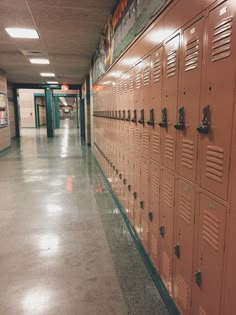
xmin=197 ymin=105 xmax=210 ymax=134
xmin=140 ymin=200 xmax=144 ymax=209
xmin=128 ymin=184 xmax=131 ymax=192
xmin=174 ymin=106 xmax=185 ymax=130
xmin=147 ymin=108 xmax=155 ymax=127
xmin=119 ymin=173 xmax=122 ymax=179
xmin=126 ymin=110 xmax=131 ymax=122
xmin=148 ymin=211 xmax=153 ymax=222
xmin=133 ymin=192 xmax=137 ymax=200
xmin=123 ymin=110 xmax=126 ymax=121
xmin=174 ymin=244 xmax=180 ymax=258
xmin=115 ymin=111 xmax=118 ymax=119
xmin=159 ymin=108 xmax=167 ymax=128
xmin=160 ymin=225 xmax=165 ymax=237
xmin=113 ymin=166 xmax=115 ymax=170
xmin=138 ymin=109 xmax=145 ymax=126
xmin=131 ymin=110 xmax=137 ymax=123
xmin=118 ymin=110 xmax=121 ymax=120
xmin=194 ymin=270 xmax=202 ymax=288
xmin=116 ymin=169 xmax=119 ymax=174
xmin=123 ymin=178 xmax=127 ymax=185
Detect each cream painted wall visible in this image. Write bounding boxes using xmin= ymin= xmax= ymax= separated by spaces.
xmin=0 ymin=70 xmax=11 ymax=152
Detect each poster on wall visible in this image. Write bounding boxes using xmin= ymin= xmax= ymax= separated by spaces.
xmin=0 ymin=93 xmax=8 ymax=128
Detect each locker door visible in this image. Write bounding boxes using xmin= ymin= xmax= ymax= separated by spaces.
xmin=134 ymin=152 xmax=141 ymax=237
xmin=134 ymin=62 xmax=143 ymax=154
xmin=150 ymin=46 xmax=163 ymax=164
xmin=161 ymin=34 xmax=179 ymax=172
xmin=140 ymin=157 xmax=150 ymax=253
xmin=177 ymin=18 xmax=204 ymax=183
xmin=173 ymin=179 xmax=196 ymax=315
xmin=192 ymin=193 xmax=226 ymax=315
xmin=159 ymin=168 xmax=175 ymax=294
xmin=148 ymin=161 xmax=161 ymax=271
xmin=141 ymin=56 xmax=151 ymax=158
xmin=199 ymin=2 xmax=236 ymax=200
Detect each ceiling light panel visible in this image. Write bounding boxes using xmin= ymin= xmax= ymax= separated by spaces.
xmin=30 ymin=58 xmax=50 ymax=64
xmin=5 ymin=28 xmax=39 ymax=39
xmin=40 ymin=73 xmax=55 ymax=77
xmin=47 ymin=81 xmax=59 ymax=84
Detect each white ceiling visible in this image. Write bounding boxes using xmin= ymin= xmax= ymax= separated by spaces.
xmin=0 ymin=0 xmax=117 ymax=84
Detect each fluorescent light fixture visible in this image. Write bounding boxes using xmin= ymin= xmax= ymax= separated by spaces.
xmin=47 ymin=81 xmax=58 ymax=84
xmin=40 ymin=73 xmax=55 ymax=77
xmin=29 ymin=58 xmax=50 ymax=64
xmin=5 ymin=27 xmax=39 ymax=39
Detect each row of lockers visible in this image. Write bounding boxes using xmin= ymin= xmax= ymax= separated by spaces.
xmin=93 ymin=0 xmax=236 ymax=314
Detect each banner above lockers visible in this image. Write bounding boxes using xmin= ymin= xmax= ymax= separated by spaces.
xmin=92 ymin=0 xmax=169 ymax=84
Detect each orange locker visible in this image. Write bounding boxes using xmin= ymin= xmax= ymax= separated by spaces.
xmin=150 ymin=46 xmax=163 ymax=164
xmin=161 ymin=34 xmax=179 ymax=172
xmin=192 ymin=192 xmax=227 ymax=315
xmin=159 ymin=168 xmax=175 ymax=294
xmin=133 ymin=152 xmax=141 ymax=237
xmin=176 ymin=17 xmax=204 ymax=183
xmin=173 ymin=178 xmax=196 ymax=315
xmin=148 ymin=161 xmax=161 ymax=271
xmin=199 ymin=1 xmax=236 ymax=201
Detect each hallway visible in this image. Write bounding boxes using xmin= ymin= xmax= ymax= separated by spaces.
xmin=0 ymin=125 xmax=168 ymax=315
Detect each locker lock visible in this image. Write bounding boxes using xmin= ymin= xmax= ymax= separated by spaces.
xmin=148 ymin=212 xmax=153 ymax=222
xmin=160 ymin=225 xmax=165 ymax=237
xmin=147 ymin=108 xmax=155 ymax=127
xmin=133 ymin=192 xmax=137 ymax=200
xmin=138 ymin=109 xmax=145 ymax=126
xmin=140 ymin=200 xmax=144 ymax=209
xmin=174 ymin=106 xmax=185 ymax=130
xmin=174 ymin=244 xmax=180 ymax=258
xmin=128 ymin=184 xmax=131 ymax=192
xmin=194 ymin=270 xmax=202 ymax=288
xmin=197 ymin=105 xmax=210 ymax=134
xmin=119 ymin=173 xmax=122 ymax=179
xmin=159 ymin=108 xmax=168 ymax=128
xmin=123 ymin=178 xmax=127 ymax=185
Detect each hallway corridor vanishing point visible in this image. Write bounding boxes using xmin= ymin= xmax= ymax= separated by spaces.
xmin=0 ymin=124 xmax=168 ymax=315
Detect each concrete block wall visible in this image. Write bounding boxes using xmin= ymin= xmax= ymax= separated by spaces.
xmin=7 ymin=84 xmax=16 ymax=139
xmin=0 ymin=70 xmax=11 ymax=152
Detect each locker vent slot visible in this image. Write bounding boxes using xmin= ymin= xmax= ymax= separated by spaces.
xmin=152 ymin=170 xmax=159 ymax=194
xmin=124 ymin=80 xmax=128 ymax=93
xmin=179 ymin=194 xmax=192 ymax=225
xmin=206 ymin=146 xmax=224 ymax=183
xmin=142 ymin=162 xmax=149 ymax=185
xmin=136 ymin=72 xmax=141 ymax=88
xmin=143 ymin=66 xmax=150 ymax=86
xmin=167 ymin=50 xmax=177 ymax=77
xmin=203 ymin=210 xmax=220 ymax=250
xmin=143 ymin=130 xmax=149 ymax=152
xmin=116 ymin=84 xmax=119 ymax=95
xmin=199 ymin=306 xmax=207 ymax=315
xmin=153 ymin=59 xmax=161 ymax=82
xmin=182 ymin=139 xmax=194 ymax=169
xmin=152 ymin=132 xmax=160 ymax=156
xmin=119 ymin=82 xmax=123 ymax=94
xmin=176 ymin=274 xmax=188 ymax=310
xmin=150 ymin=233 xmax=158 ymax=259
xmin=135 ymin=128 xmax=141 ymax=147
xmin=212 ymin=17 xmax=232 ymax=61
xmin=163 ymin=181 xmax=173 ymax=208
xmin=129 ymin=77 xmax=134 ymax=91
xmin=185 ymin=37 xmax=199 ymax=71
xmin=162 ymin=251 xmax=171 ymax=278
xmin=165 ymin=135 xmax=174 ymax=160
xmin=113 ymin=85 xmax=116 ymax=95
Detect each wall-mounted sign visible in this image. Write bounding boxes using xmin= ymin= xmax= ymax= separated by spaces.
xmin=0 ymin=93 xmax=8 ymax=128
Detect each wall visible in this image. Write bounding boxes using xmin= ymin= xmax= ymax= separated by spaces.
xmin=0 ymin=70 xmax=11 ymax=152
xmin=7 ymin=84 xmax=16 ymax=139
xmin=18 ymin=89 xmax=44 ymax=128
xmin=36 ymin=96 xmax=46 ymax=126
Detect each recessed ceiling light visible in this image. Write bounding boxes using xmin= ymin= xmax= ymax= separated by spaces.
xmin=5 ymin=28 xmax=39 ymax=39
xmin=29 ymin=58 xmax=50 ymax=64
xmin=47 ymin=81 xmax=59 ymax=84
xmin=40 ymin=73 xmax=55 ymax=77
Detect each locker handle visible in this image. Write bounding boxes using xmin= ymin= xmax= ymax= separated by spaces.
xmin=123 ymin=178 xmax=127 ymax=185
xmin=133 ymin=192 xmax=137 ymax=200
xmin=174 ymin=106 xmax=185 ymax=130
xmin=148 ymin=212 xmax=153 ymax=222
xmin=126 ymin=110 xmax=131 ymax=122
xmin=119 ymin=173 xmax=122 ymax=179
xmin=138 ymin=109 xmax=145 ymax=126
xmin=147 ymin=108 xmax=155 ymax=127
xmin=116 ymin=169 xmax=119 ymax=174
xmin=131 ymin=110 xmax=137 ymax=123
xmin=113 ymin=166 xmax=115 ymax=170
xmin=128 ymin=184 xmax=131 ymax=192
xmin=197 ymin=105 xmax=210 ymax=134
xmin=140 ymin=201 xmax=144 ymax=209
xmin=174 ymin=244 xmax=180 ymax=258
xmin=123 ymin=110 xmax=126 ymax=121
xmin=194 ymin=270 xmax=202 ymax=287
xmin=118 ymin=110 xmax=122 ymax=120
xmin=159 ymin=108 xmax=167 ymax=128
xmin=160 ymin=225 xmax=165 ymax=237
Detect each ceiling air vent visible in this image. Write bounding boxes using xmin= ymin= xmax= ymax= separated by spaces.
xmin=21 ymin=50 xmax=47 ymax=57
